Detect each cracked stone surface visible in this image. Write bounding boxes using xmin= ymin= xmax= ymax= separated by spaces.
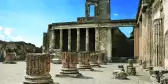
xmin=0 ymin=62 xmax=152 ymax=84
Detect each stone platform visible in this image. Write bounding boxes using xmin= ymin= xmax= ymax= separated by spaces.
xmin=0 ymin=62 xmax=153 ymax=84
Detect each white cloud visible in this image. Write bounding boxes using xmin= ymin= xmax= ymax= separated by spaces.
xmin=4 ymin=28 xmax=14 ymax=36
xmin=0 ymin=26 xmax=2 ymax=31
xmin=0 ymin=35 xmax=5 ymax=40
xmin=0 ymin=26 xmax=32 ymax=45
xmin=113 ymin=13 xmax=118 ymax=16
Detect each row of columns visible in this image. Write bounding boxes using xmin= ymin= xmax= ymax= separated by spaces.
xmin=49 ymin=28 xmax=100 ymax=52
xmin=48 ymin=27 xmax=112 ymax=62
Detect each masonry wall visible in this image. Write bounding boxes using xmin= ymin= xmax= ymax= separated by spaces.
xmin=99 ymin=28 xmax=108 ymax=52
xmin=134 ymin=27 xmax=139 ymax=61
xmin=164 ymin=0 xmax=168 ymax=69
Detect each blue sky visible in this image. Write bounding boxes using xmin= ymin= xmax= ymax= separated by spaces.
xmin=0 ymin=0 xmax=139 ymax=47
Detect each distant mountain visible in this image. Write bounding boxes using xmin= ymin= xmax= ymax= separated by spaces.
xmin=0 ymin=40 xmax=42 ymax=61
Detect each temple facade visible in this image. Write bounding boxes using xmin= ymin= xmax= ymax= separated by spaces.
xmin=42 ymin=0 xmax=136 ymax=62
xmin=135 ymin=0 xmax=168 ymax=69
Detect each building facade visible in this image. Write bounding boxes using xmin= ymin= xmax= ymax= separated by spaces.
xmin=135 ymin=0 xmax=168 ymax=69
xmin=42 ymin=0 xmax=136 ymax=62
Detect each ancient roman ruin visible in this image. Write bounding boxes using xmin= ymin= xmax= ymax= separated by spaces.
xmin=42 ymin=0 xmax=136 ymax=63
xmin=1 ymin=0 xmax=168 ymax=84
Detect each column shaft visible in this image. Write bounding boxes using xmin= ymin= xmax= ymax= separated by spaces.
xmin=68 ymin=29 xmax=71 ymax=51
xmin=95 ymin=28 xmax=99 ymax=51
xmin=49 ymin=30 xmax=55 ymax=50
xmin=60 ymin=29 xmax=63 ymax=51
xmin=77 ymin=29 xmax=80 ymax=52
xmin=86 ymin=28 xmax=89 ymax=51
xmin=107 ymin=28 xmax=112 ymax=62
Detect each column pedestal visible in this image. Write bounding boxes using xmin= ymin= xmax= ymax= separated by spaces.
xmin=77 ymin=52 xmax=94 ymax=71
xmin=56 ymin=52 xmax=82 ymax=78
xmin=89 ymin=52 xmax=100 ymax=67
xmin=97 ymin=52 xmax=107 ymax=65
xmin=24 ymin=53 xmax=57 ymax=84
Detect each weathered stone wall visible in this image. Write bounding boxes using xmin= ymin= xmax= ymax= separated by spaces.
xmin=134 ymin=27 xmax=139 ymax=61
xmin=138 ymin=22 xmax=143 ymax=62
xmin=99 ymin=28 xmax=107 ymax=52
xmin=165 ymin=31 xmax=168 ymax=69
xmin=164 ymin=0 xmax=168 ymax=69
xmin=112 ymin=28 xmax=134 ymax=58
xmin=0 ymin=40 xmax=40 ymax=61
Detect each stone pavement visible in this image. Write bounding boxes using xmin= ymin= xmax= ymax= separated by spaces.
xmin=0 ymin=62 xmax=152 ymax=84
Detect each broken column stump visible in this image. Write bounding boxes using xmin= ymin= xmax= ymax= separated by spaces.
xmin=126 ymin=59 xmax=136 ymax=75
xmin=55 ymin=52 xmax=82 ymax=78
xmin=97 ymin=52 xmax=107 ymax=65
xmin=127 ymin=67 xmax=136 ymax=75
xmin=149 ymin=66 xmax=154 ymax=75
xmin=128 ymin=59 xmax=133 ymax=67
xmin=113 ymin=69 xmax=128 ymax=79
xmin=24 ymin=53 xmax=56 ymax=84
xmin=142 ymin=61 xmax=147 ymax=69
xmin=118 ymin=65 xmax=125 ymax=72
xmin=89 ymin=52 xmax=100 ymax=67
xmin=161 ymin=73 xmax=168 ymax=84
xmin=77 ymin=52 xmax=94 ymax=71
xmin=3 ymin=53 xmax=17 ymax=64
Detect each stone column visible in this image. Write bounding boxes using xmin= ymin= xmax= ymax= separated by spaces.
xmin=49 ymin=29 xmax=55 ymax=50
xmin=42 ymin=32 xmax=47 ymax=53
xmin=85 ymin=4 xmax=90 ymax=17
xmin=86 ymin=28 xmax=89 ymax=51
xmin=95 ymin=28 xmax=99 ymax=51
xmin=89 ymin=52 xmax=100 ymax=67
xmin=78 ymin=52 xmax=93 ymax=71
xmin=152 ymin=18 xmax=164 ymax=67
xmin=56 ymin=52 xmax=82 ymax=78
xmin=77 ymin=28 xmax=80 ymax=52
xmin=107 ymin=28 xmax=112 ymax=62
xmin=60 ymin=29 xmax=63 ymax=51
xmin=134 ymin=26 xmax=139 ymax=62
xmin=68 ymin=29 xmax=71 ymax=51
xmin=24 ymin=53 xmax=56 ymax=84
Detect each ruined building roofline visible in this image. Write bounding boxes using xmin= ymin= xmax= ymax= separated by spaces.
xmin=136 ymin=0 xmax=143 ymax=23
xmin=48 ymin=19 xmax=136 ymax=26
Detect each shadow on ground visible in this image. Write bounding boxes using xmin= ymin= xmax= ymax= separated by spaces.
xmin=77 ymin=76 xmax=94 ymax=79
xmin=91 ymin=70 xmax=103 ymax=72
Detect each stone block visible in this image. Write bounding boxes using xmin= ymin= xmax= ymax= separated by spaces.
xmin=127 ymin=66 xmax=136 ymax=75
xmin=55 ymin=52 xmax=82 ymax=78
xmin=3 ymin=53 xmax=17 ymax=64
xmin=113 ymin=69 xmax=128 ymax=79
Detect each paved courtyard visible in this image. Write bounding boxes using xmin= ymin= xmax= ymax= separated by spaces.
xmin=0 ymin=61 xmax=152 ymax=84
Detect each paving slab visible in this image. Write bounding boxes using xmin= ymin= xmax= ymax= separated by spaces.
xmin=0 ymin=62 xmax=152 ymax=84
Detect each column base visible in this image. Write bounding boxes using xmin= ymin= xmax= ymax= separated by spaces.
xmin=23 ymin=74 xmax=55 ymax=84
xmin=90 ymin=62 xmax=101 ymax=67
xmin=55 ymin=68 xmax=83 ymax=78
xmin=78 ymin=65 xmax=94 ymax=71
xmin=3 ymin=61 xmax=17 ymax=64
xmin=97 ymin=60 xmax=107 ymax=65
